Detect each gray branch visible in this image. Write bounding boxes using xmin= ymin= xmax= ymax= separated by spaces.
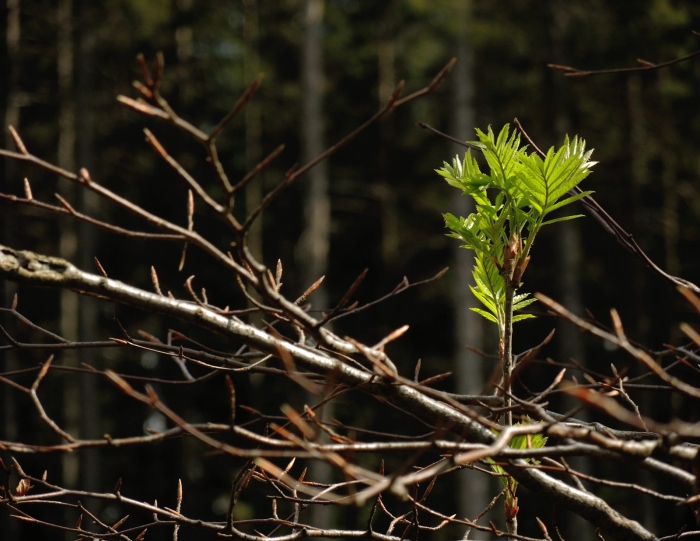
xmin=0 ymin=244 xmax=659 ymax=541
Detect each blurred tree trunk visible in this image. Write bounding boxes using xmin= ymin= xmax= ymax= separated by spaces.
xmin=56 ymin=3 xmax=81 ymax=529
xmin=377 ymin=38 xmax=399 ymax=265
xmin=547 ymin=2 xmax=592 ymax=538
xmin=297 ymin=0 xmax=329 ymax=306
xmin=76 ymin=0 xmax=100 ymax=503
xmin=654 ymin=70 xmax=680 ymax=281
xmin=626 ymin=74 xmax=652 ymax=345
xmin=376 ymin=3 xmax=399 ymax=267
xmin=243 ymin=0 xmax=266 ymax=333
xmin=1 ymin=0 xmax=21 ymax=538
xmin=55 ymin=0 xmax=100 ymax=531
xmin=449 ymin=0 xmax=491 ymax=529
xmin=548 ymin=4 xmax=586 ymax=366
xmin=627 ymin=72 xmax=661 ymax=535
xmin=297 ymin=0 xmax=333 ymax=532
xmin=243 ymin=0 xmax=263 ymax=265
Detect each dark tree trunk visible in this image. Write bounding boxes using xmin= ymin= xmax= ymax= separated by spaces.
xmin=449 ymin=0 xmax=491 ymax=528
xmin=76 ymin=0 xmax=100 ymax=502
xmin=243 ymin=0 xmax=263 ymax=266
xmin=57 ymin=0 xmax=80 ymax=506
xmin=297 ymin=0 xmax=333 ymax=532
xmin=547 ymin=2 xmax=593 ymax=537
xmin=297 ymin=0 xmax=330 ymax=308
xmin=0 ymin=1 xmax=21 ymax=536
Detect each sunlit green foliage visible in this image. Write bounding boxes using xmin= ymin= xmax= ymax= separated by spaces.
xmin=438 ymin=124 xmax=596 ymax=330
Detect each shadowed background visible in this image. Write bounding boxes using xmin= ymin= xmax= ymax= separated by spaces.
xmin=2 ymin=1 xmax=700 ymax=539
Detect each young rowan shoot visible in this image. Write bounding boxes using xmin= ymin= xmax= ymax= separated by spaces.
xmin=438 ymin=124 xmax=595 ymax=533
xmin=439 ymin=124 xmax=596 ymax=332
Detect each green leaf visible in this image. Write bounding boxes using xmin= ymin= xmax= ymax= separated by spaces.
xmin=513 ymin=295 xmax=537 ymax=311
xmin=508 ymin=431 xmax=548 ymax=451
xmin=540 ymin=214 xmax=585 ymax=226
xmin=516 ymin=136 xmax=596 ymax=221
xmin=542 ymin=190 xmax=593 ymax=216
xmin=436 ymin=153 xmax=492 ymax=194
xmin=444 ymin=213 xmax=492 ymax=254
xmin=471 ymin=307 xmax=499 ymax=323
xmin=474 ymin=125 xmax=526 ymax=191
xmin=470 ymin=285 xmax=497 ymax=310
xmin=469 ymin=254 xmax=506 ymax=325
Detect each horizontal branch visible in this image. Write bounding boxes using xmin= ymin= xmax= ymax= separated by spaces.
xmin=0 ymin=243 xmax=659 ymax=540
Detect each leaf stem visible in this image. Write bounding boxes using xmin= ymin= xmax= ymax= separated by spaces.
xmin=501 ymin=282 xmax=515 ymax=428
xmin=501 ymin=283 xmax=517 ymax=535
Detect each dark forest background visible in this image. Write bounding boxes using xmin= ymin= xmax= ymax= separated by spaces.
xmin=2 ymin=1 xmax=700 ymax=539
